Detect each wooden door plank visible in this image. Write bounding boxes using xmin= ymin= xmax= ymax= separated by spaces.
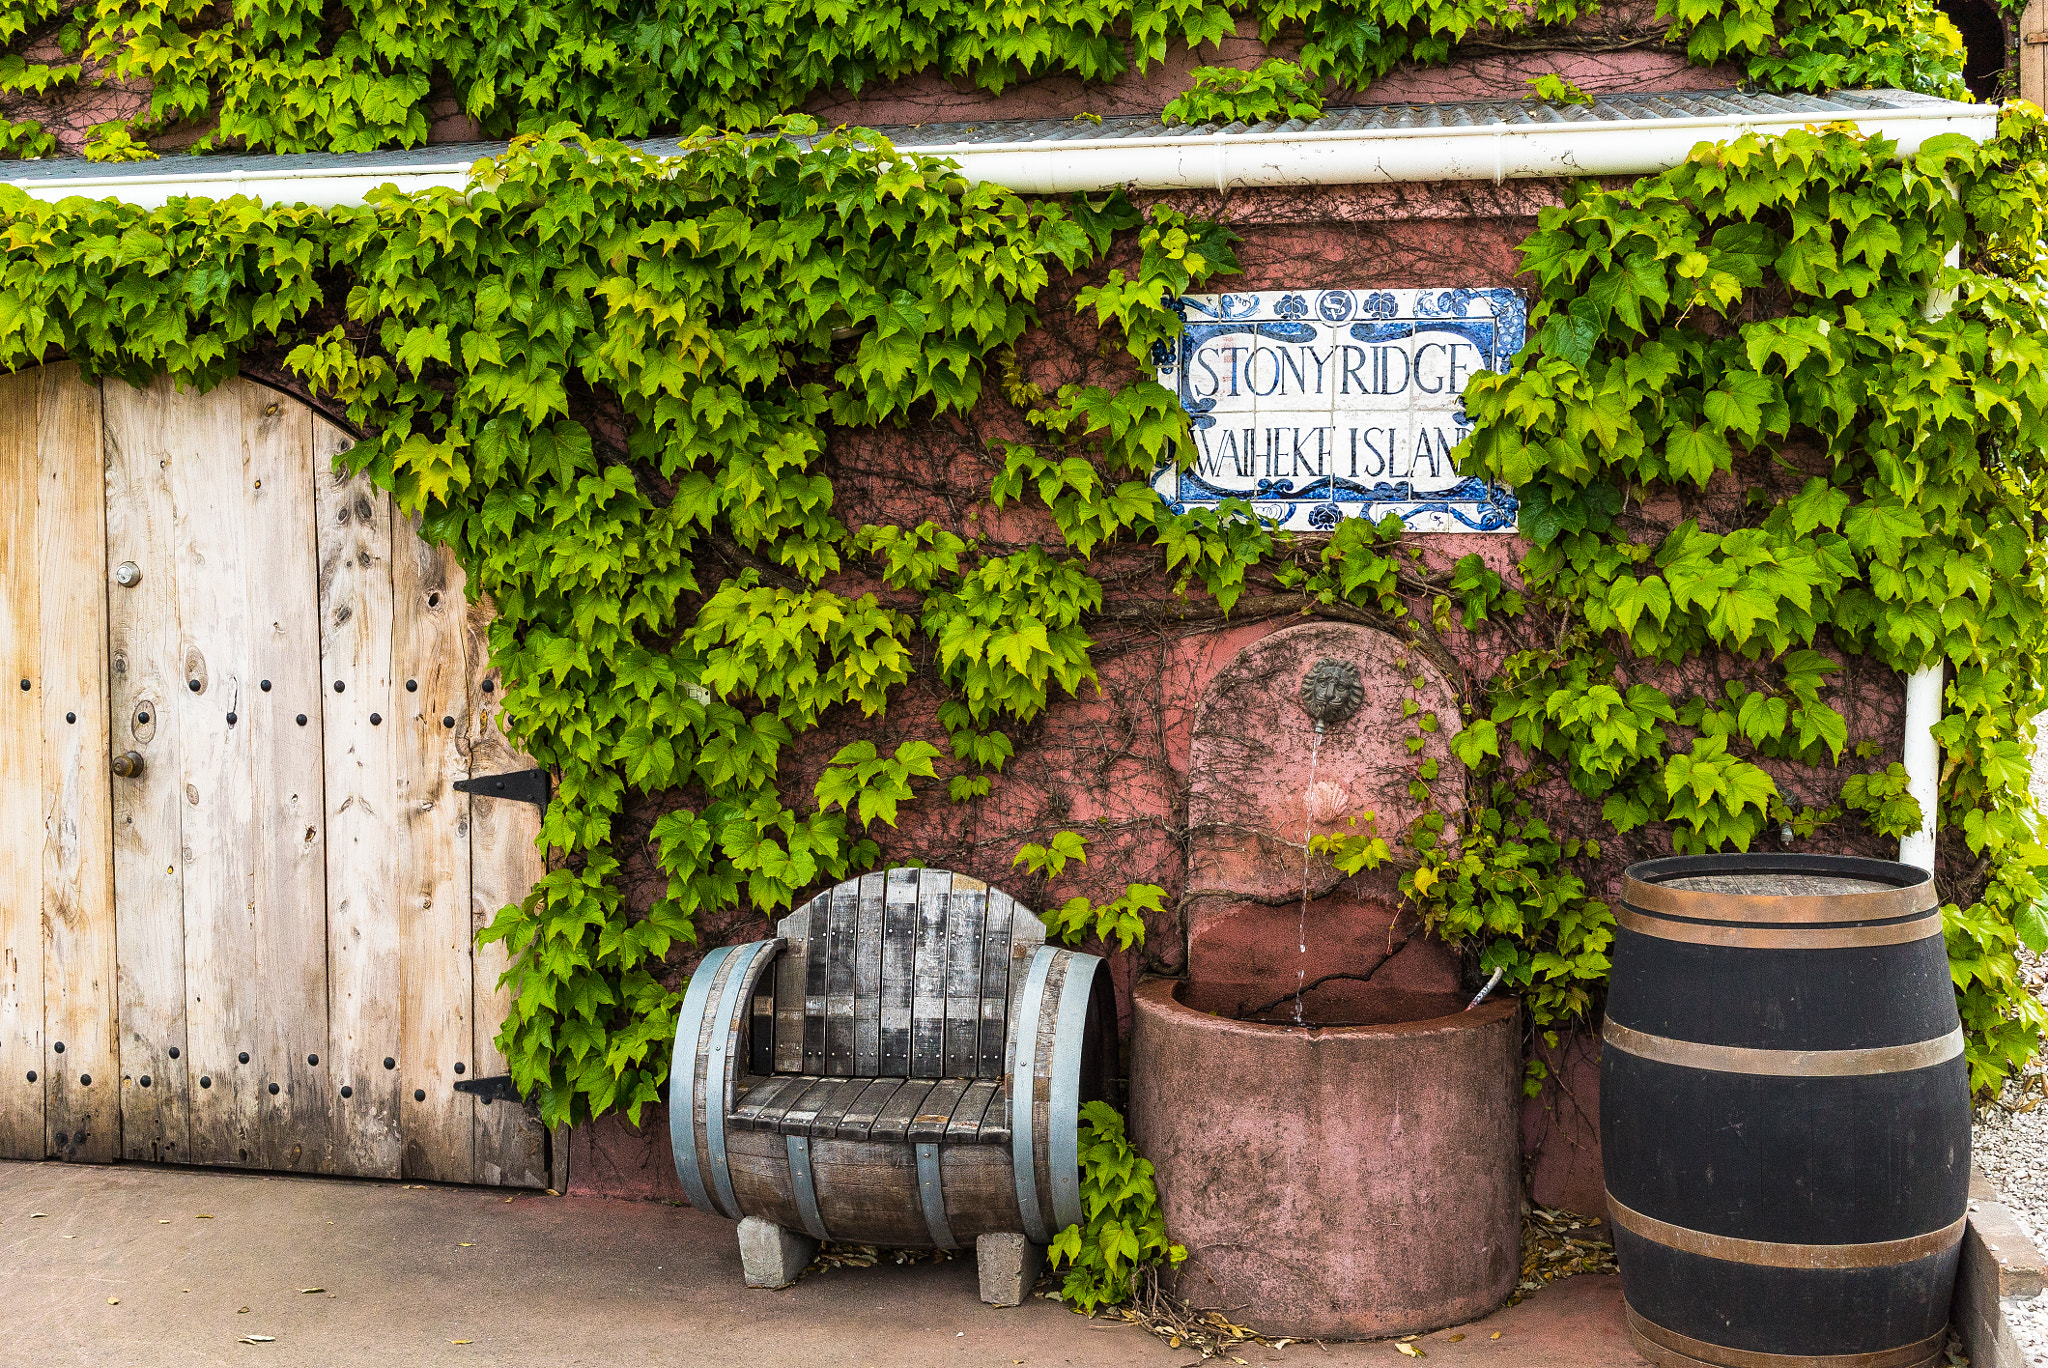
xmin=160 ymin=375 xmax=261 ymax=1168
xmin=37 ymin=364 xmax=119 ymax=1163
xmin=392 ymin=517 xmax=475 ymax=1184
xmin=315 ymin=436 xmax=403 ymax=1178
xmin=465 ymin=591 xmax=548 ymax=1188
xmin=239 ymin=387 xmax=330 ymax=1173
xmin=0 ymin=367 xmax=46 ymax=1159
xmin=102 ymin=377 xmax=192 ymax=1164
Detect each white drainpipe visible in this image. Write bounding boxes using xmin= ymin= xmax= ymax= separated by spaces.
xmin=1898 ymin=246 xmax=1960 ymax=874
xmin=3 ymin=102 xmax=1998 ymax=209
xmin=1900 ymin=665 xmax=1942 ymax=872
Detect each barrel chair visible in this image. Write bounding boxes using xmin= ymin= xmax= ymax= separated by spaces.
xmin=670 ymin=867 xmax=1115 ymax=1303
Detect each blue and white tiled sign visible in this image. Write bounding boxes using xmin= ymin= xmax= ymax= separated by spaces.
xmin=1152 ymin=287 xmax=1526 ymax=533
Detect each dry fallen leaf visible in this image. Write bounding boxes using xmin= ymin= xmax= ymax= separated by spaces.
xmin=107 ymin=1297 xmax=119 ymax=1305
xmin=450 ymin=1340 xmax=473 ymax=1346
xmin=1447 ymin=1334 xmax=1465 ymax=1342
xmin=458 ymin=1242 xmax=473 ymax=1248
xmin=299 ymin=1288 xmax=323 ymax=1294
xmin=238 ymin=1335 xmax=274 ymax=1344
xmin=158 ymin=1220 xmax=170 ymax=1225
xmin=1491 ymin=1332 xmax=1502 ymax=1340
xmin=30 ymin=1213 xmax=44 ymax=1218
xmin=544 ymin=1188 xmax=560 ymax=1197
xmin=238 ymin=1307 xmax=250 ymax=1314
xmin=1397 ymin=1345 xmax=1425 ymax=1359
xmin=196 ymin=1214 xmax=214 ymax=1220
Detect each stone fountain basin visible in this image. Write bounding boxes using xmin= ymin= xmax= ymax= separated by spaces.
xmin=1129 ymin=979 xmax=1522 ymax=1340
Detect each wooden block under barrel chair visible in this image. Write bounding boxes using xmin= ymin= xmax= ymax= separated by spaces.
xmin=669 ymin=868 xmax=1117 ymax=1304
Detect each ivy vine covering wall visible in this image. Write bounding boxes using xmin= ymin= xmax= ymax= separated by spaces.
xmin=0 ymin=0 xmax=2042 ymax=1290
xmin=0 ymin=0 xmax=1978 ymax=158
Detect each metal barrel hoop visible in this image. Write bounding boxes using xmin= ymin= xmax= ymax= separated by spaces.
xmin=1008 ymin=946 xmax=1057 ymax=1244
xmin=669 ymin=943 xmax=735 ymax=1213
xmin=916 ymin=1142 xmax=957 ymax=1249
xmin=786 ymin=1134 xmax=829 ymax=1241
xmin=703 ymin=938 xmax=777 ymax=1219
xmin=1047 ymin=950 xmax=1105 ymax=1233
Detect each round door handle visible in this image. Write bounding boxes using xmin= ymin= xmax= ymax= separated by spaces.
xmin=111 ymin=751 xmax=145 ymax=778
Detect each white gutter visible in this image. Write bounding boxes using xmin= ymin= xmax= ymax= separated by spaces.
xmin=5 ymin=160 xmax=475 ymax=209
xmin=922 ymin=101 xmax=1996 ymax=194
xmin=2 ymin=99 xmax=1997 ymax=208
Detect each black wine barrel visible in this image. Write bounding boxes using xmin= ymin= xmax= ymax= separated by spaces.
xmin=1601 ymin=854 xmax=1969 ymax=1368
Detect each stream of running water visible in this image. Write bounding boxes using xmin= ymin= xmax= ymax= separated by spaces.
xmin=1293 ymin=725 xmax=1323 ymax=1027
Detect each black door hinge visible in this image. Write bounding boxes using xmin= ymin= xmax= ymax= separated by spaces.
xmin=453 ymin=1075 xmax=522 ymax=1106
xmin=454 ymin=768 xmax=549 ymax=812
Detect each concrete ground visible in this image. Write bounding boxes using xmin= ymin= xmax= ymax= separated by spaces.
xmin=0 ymin=1159 xmax=1636 ymax=1368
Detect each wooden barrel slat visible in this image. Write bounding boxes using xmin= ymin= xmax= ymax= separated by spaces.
xmin=726 ymin=1126 xmax=807 ymax=1231
xmin=1602 ymin=854 xmax=1969 ymax=1368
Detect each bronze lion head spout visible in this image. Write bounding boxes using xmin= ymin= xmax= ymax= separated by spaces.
xmin=1298 ymin=656 xmax=1364 ymax=731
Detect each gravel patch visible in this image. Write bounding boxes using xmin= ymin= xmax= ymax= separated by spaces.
xmin=1971 ymin=945 xmax=2048 ymax=1364
xmin=2010 ymin=1291 xmax=2048 ymax=1368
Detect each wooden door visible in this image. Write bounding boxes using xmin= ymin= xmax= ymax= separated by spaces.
xmin=0 ymin=367 xmax=548 ymax=1186
xmin=2022 ymin=0 xmax=2048 ymax=108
